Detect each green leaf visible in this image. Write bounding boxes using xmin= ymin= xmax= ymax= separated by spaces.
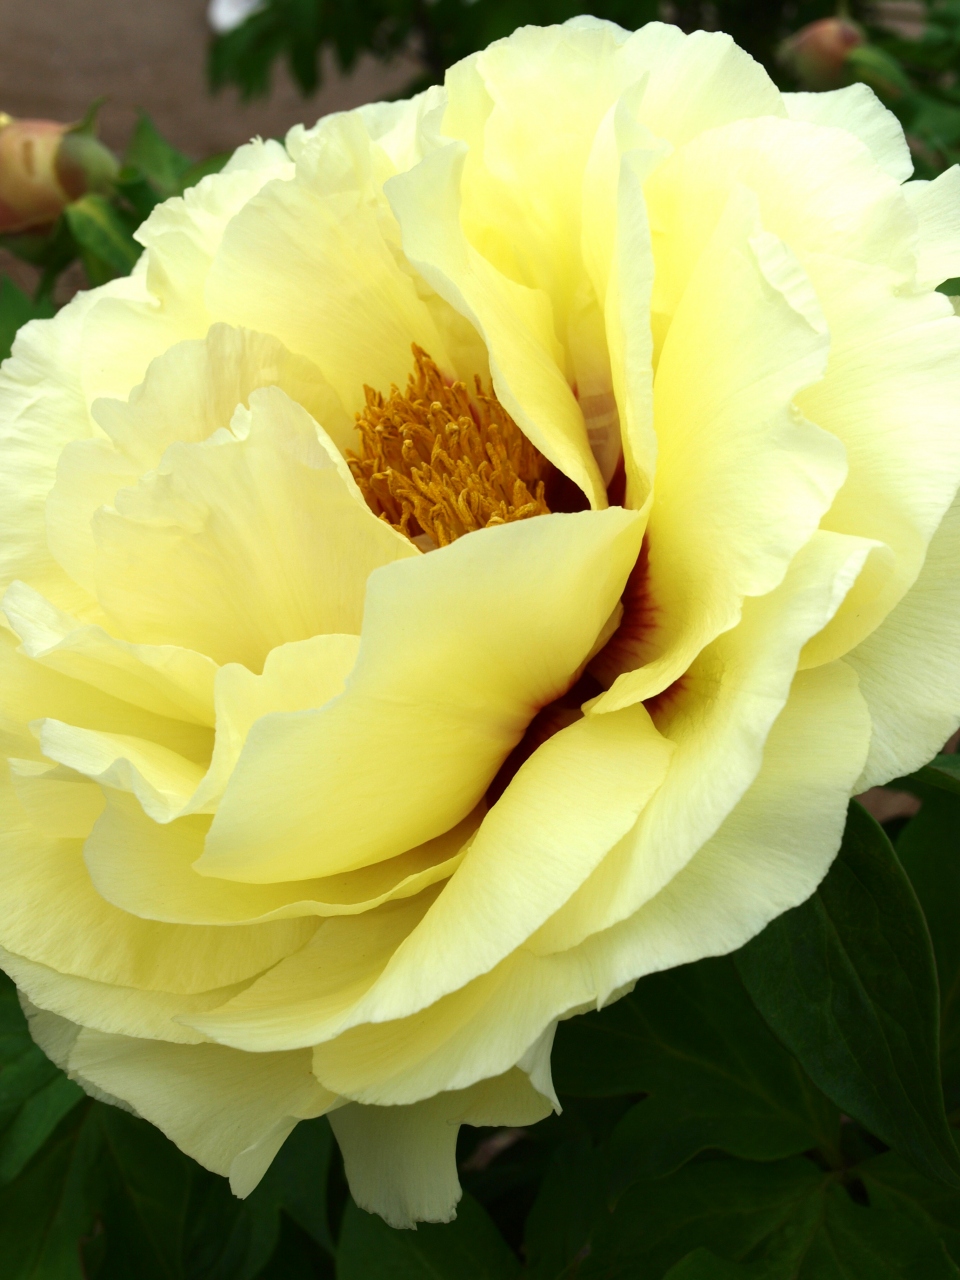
xmin=902 ymin=755 xmax=960 ymax=799
xmin=847 ymin=44 xmax=915 ymax=99
xmin=87 ymin=1104 xmax=289 ymax=1280
xmin=253 ymin=1214 xmax=333 ymax=1279
xmin=522 ymin=1140 xmax=608 ymax=1280
xmin=0 ymin=1102 xmax=102 ymax=1280
xmin=63 ymin=195 xmax=140 ymax=283
xmin=0 ymin=970 xmax=83 ymax=1184
xmin=256 ymin=1116 xmax=335 ymax=1252
xmin=91 ymin=1106 xmax=196 ymax=1280
xmin=860 ymin=1152 xmax=960 ymax=1268
xmin=0 ymin=276 xmax=56 ymax=364
xmin=580 ymin=1155 xmax=960 ymax=1280
xmin=124 ymin=113 xmax=192 ymax=199
xmin=736 ymin=801 xmax=960 ymax=1187
xmin=896 ymin=790 xmax=960 ymax=1111
xmin=113 ymin=171 xmax=162 ymax=225
xmin=337 ymin=1194 xmax=519 ymax=1280
xmin=663 ymin=1250 xmax=770 ymax=1279
xmin=553 ymin=955 xmax=839 ymax=1193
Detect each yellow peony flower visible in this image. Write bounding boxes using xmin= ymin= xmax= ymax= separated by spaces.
xmin=2 ymin=17 xmax=960 ymax=1229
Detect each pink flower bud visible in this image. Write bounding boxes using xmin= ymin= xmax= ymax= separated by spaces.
xmin=778 ymin=17 xmax=865 ymax=91
xmin=0 ymin=113 xmax=118 ymax=235
xmin=0 ymin=116 xmax=72 ymax=234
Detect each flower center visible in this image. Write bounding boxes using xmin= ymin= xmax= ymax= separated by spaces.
xmin=347 ymin=345 xmax=551 ymax=547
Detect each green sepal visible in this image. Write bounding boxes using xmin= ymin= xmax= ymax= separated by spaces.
xmin=63 ymin=194 xmax=140 ymax=283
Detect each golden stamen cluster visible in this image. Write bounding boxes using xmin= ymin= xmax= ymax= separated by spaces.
xmin=346 ymin=345 xmax=551 ymax=547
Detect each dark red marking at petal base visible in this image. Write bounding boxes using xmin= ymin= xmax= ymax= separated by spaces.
xmin=485 ymin=671 xmax=604 ymax=808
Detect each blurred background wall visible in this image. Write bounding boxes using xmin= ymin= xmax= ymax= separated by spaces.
xmin=0 ymin=0 xmax=415 ymax=158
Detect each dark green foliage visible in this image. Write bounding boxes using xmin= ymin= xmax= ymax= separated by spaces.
xmin=0 ymin=977 xmax=83 ymax=1187
xmin=0 ymin=275 xmax=56 ymax=364
xmin=736 ymin=802 xmax=960 ymax=1187
xmin=337 ymin=1194 xmax=520 ymax=1278
xmin=554 ymin=954 xmax=840 ymax=1193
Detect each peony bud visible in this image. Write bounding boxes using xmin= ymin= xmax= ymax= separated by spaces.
xmin=0 ymin=113 xmax=118 ymax=235
xmin=778 ymin=16 xmax=865 ymax=91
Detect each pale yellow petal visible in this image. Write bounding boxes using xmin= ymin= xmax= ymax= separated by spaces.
xmin=0 ymin=281 xmax=123 ymax=610
xmin=48 ymin=325 xmax=351 ymax=590
xmin=848 ymin=490 xmax=960 ymax=788
xmin=85 ymin=790 xmax=476 ymax=924
xmin=193 ymin=700 xmax=669 ymax=1051
xmin=0 ymin=944 xmax=249 ymax=1045
xmin=0 ymin=768 xmax=314 ymax=992
xmin=387 ymin=142 xmax=606 ymax=508
xmin=783 ymin=85 xmax=912 ymax=182
xmin=35 ymin=720 xmax=206 ymax=823
xmin=0 ymin=627 xmax=212 ymax=766
xmin=581 ymin=115 xmax=669 ymax=504
xmin=544 ymin=659 xmax=872 ymax=1003
xmin=635 ymin=27 xmax=784 ymax=144
xmin=64 ymin=1028 xmax=335 ymax=1196
xmin=330 ymin=1068 xmax=552 ymax=1229
xmin=334 ymin=701 xmax=671 ymax=1029
xmin=548 ymin=530 xmax=873 ymax=950
xmin=205 ymin=121 xmax=451 ymax=416
xmin=68 ymin=143 xmax=295 ymax=434
xmin=92 ymin=387 xmax=413 ymax=670
xmin=797 ymin=260 xmax=960 ymax=663
xmin=198 ymin=506 xmax=643 ymax=883
xmin=903 ymin=166 xmax=960 ymax=289
xmin=195 ymin=633 xmax=359 ymax=812
xmin=594 ymin=188 xmax=844 ymax=709
xmin=3 ymin=580 xmax=217 ymax=726
xmin=311 ymin=657 xmax=871 ymax=1110
xmin=186 ymin=894 xmax=437 ymax=1048
xmin=8 ymin=759 xmax=104 ymax=838
xmin=637 ymin=113 xmax=960 ymax=665
xmin=645 ymin=115 xmax=914 ymax=352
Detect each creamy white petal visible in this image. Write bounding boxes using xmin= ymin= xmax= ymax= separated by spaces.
xmin=330 ymin=1068 xmax=553 ymax=1229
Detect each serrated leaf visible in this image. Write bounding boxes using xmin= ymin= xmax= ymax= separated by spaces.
xmin=580 ymin=1155 xmax=960 ymax=1280
xmin=337 ymin=1194 xmax=519 ymax=1280
xmin=64 ymin=195 xmax=140 ymax=282
xmin=736 ymin=801 xmax=960 ymax=1187
xmin=0 ymin=970 xmax=83 ymax=1184
xmin=0 ymin=1102 xmax=101 ymax=1280
xmin=0 ymin=276 xmax=56 ymax=364
xmin=124 ymin=113 xmax=192 ymax=199
xmin=553 ymin=955 xmax=838 ymax=1194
